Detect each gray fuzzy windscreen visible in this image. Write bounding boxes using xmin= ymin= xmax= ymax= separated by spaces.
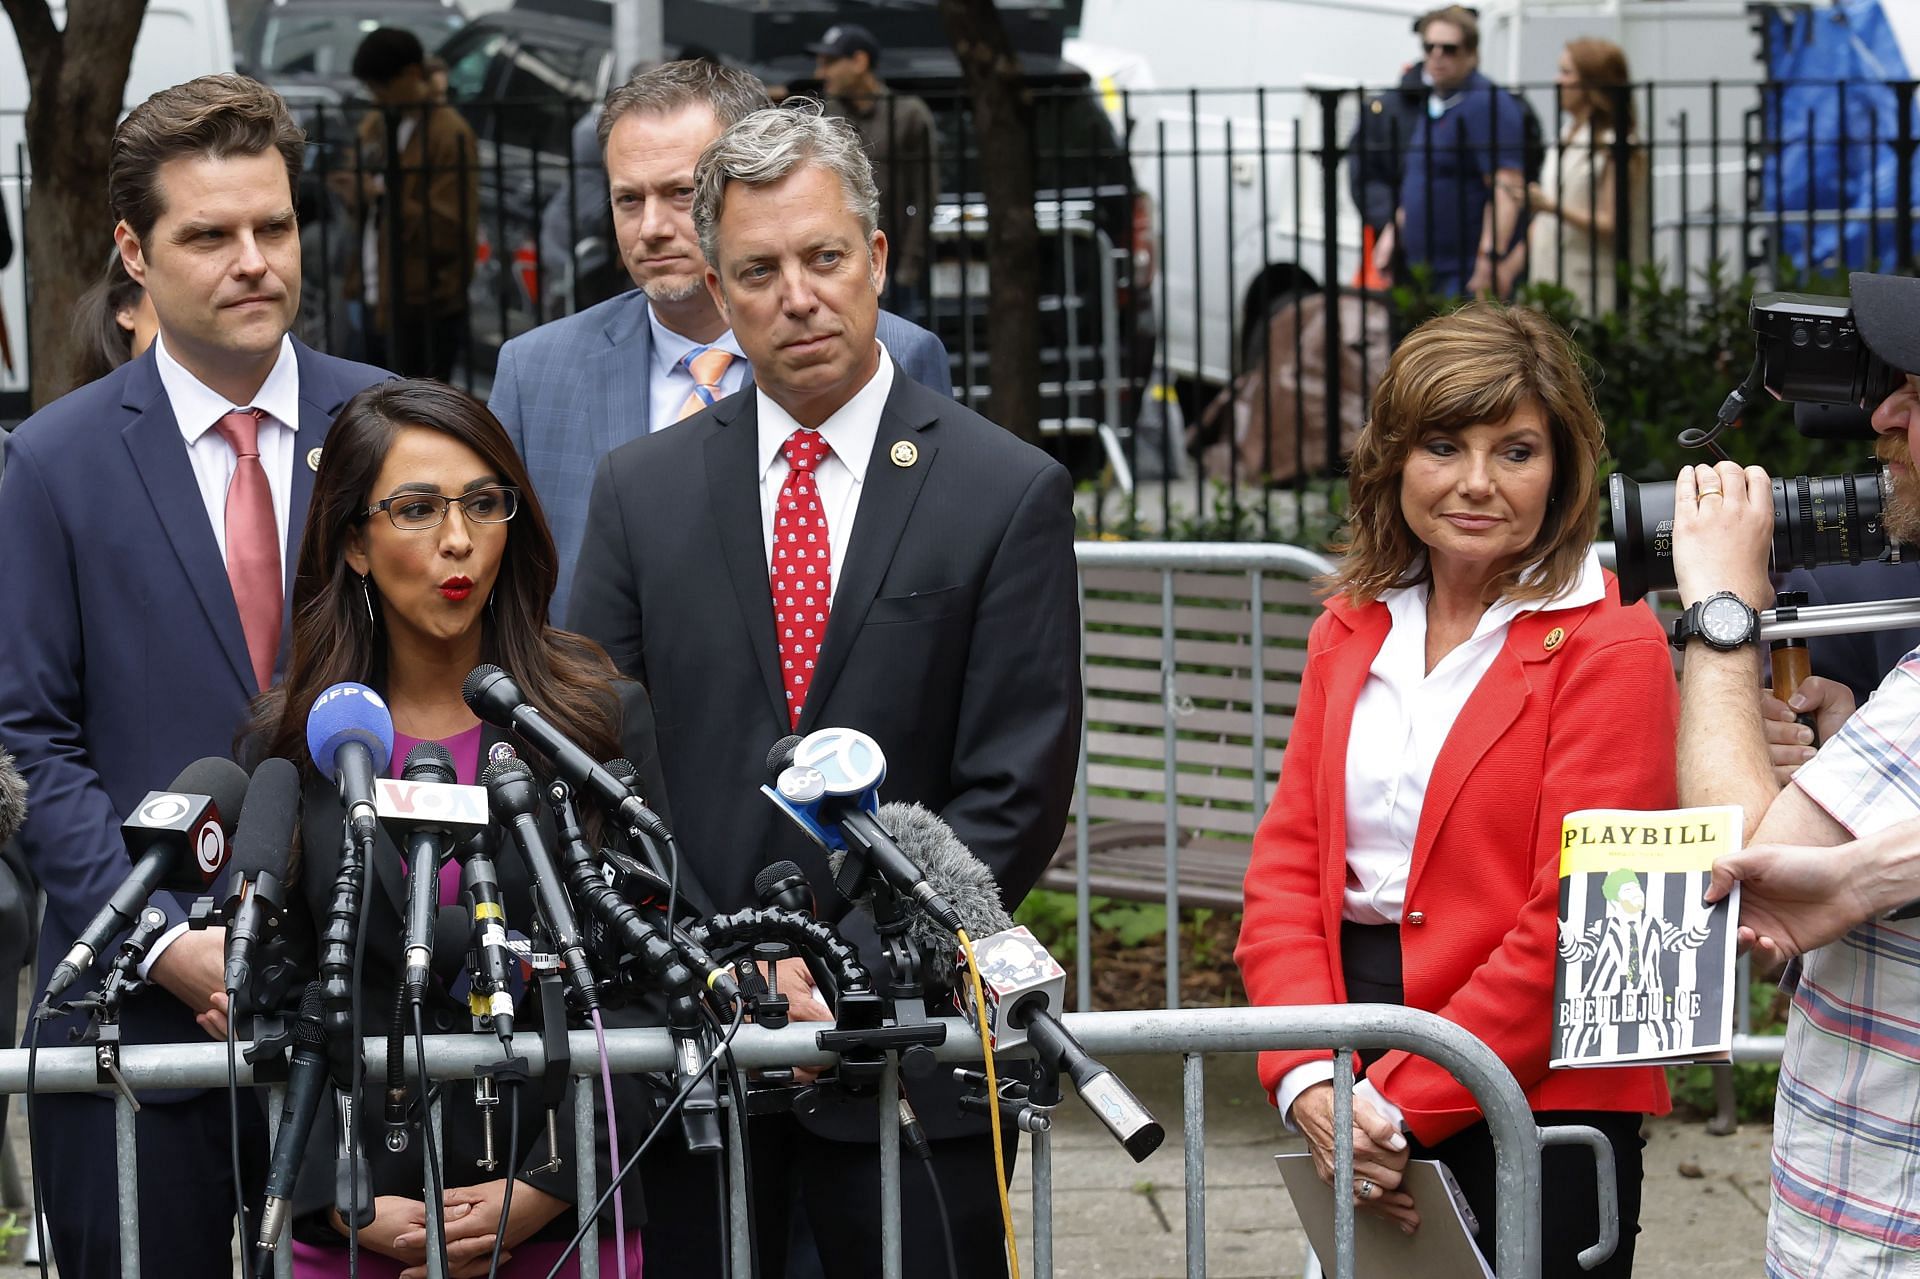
xmin=0 ymin=747 xmax=24 ymax=847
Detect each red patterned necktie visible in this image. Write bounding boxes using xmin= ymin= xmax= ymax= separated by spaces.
xmin=211 ymin=408 xmax=283 ymax=692
xmin=771 ymin=428 xmax=833 ymax=730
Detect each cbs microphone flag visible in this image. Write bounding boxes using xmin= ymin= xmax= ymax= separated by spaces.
xmin=1551 ymin=805 xmax=1742 ymax=1069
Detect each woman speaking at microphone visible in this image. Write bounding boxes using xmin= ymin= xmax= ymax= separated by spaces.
xmin=248 ymin=378 xmax=660 ymax=1276
xmin=1233 ymin=304 xmax=1677 ymax=1277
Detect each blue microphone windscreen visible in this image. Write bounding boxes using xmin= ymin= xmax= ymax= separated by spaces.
xmin=306 ymin=682 xmax=395 ymax=780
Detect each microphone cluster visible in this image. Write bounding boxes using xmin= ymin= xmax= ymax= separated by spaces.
xmin=33 ymin=666 xmax=1161 ymax=1277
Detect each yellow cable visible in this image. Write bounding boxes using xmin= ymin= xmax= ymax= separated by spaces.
xmin=957 ymin=928 xmax=1021 ymax=1279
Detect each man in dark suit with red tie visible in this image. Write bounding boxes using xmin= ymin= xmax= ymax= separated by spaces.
xmin=567 ymin=104 xmax=1081 ymax=1278
xmin=0 ymin=75 xmax=387 ymax=1277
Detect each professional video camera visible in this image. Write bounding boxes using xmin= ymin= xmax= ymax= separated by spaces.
xmin=1610 ymin=271 xmax=1920 ymax=603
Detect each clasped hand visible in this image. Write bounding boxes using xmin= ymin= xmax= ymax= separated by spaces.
xmin=1289 ymin=1081 xmax=1419 ymax=1233
xmin=333 ymin=1179 xmax=567 ymax=1279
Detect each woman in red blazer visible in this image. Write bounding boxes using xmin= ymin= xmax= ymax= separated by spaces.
xmin=1234 ymin=304 xmax=1677 ymax=1277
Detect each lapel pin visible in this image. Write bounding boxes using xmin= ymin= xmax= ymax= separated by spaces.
xmin=889 ymin=440 xmax=918 ymax=468
xmin=1543 ymin=626 xmax=1566 ymax=653
xmin=306 ymin=447 xmax=323 ymax=472
xmin=487 ymin=741 xmax=518 ymax=763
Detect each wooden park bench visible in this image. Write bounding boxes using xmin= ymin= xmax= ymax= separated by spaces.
xmin=1042 ymin=541 xmax=1337 ymax=912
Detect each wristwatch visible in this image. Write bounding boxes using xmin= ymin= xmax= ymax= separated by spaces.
xmin=1671 ymin=591 xmax=1760 ymax=651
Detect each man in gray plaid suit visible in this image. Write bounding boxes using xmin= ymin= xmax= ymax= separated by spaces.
xmin=490 ymin=59 xmax=951 ymax=620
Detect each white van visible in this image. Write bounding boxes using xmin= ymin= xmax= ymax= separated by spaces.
xmin=0 ymin=0 xmax=234 ymax=405
xmin=1076 ymin=0 xmax=1768 ymax=391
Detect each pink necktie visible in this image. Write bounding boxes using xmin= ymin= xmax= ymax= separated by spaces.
xmin=676 ymin=348 xmax=734 ymax=422
xmin=771 ymin=429 xmax=832 ymax=730
xmin=212 ymin=409 xmax=283 ymax=692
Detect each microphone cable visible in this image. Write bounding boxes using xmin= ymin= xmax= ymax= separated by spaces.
xmin=348 ymin=821 xmax=378 ymax=1279
xmin=26 ymin=1007 xmax=52 ymax=1278
xmin=588 ymin=1006 xmax=629 ymax=1279
xmin=957 ymin=928 xmax=1021 ymax=1279
xmin=543 ymin=1000 xmax=745 ymax=1279
xmin=486 ymin=1085 xmax=520 ymax=1279
xmin=410 ymin=1001 xmax=450 ymax=1273
xmin=227 ymin=1005 xmax=258 ymax=1279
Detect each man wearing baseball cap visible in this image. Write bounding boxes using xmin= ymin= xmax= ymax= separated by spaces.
xmin=1673 ymin=270 xmax=1920 ymax=1278
xmin=811 ymin=22 xmax=939 ymax=324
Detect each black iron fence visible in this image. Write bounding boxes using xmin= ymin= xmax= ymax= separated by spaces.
xmin=4 ymin=77 xmax=1918 ymax=539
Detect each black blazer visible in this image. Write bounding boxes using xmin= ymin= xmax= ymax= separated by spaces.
xmin=286 ymin=681 xmax=707 ymax=1241
xmin=567 ymin=363 xmax=1082 ymax=1139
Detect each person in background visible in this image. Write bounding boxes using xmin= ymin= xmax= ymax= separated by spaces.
xmin=1235 ymin=303 xmax=1674 ymax=1277
xmin=1526 ymin=38 xmax=1649 ymax=316
xmin=812 ymin=22 xmax=938 ymax=325
xmin=335 ymin=27 xmax=478 ymax=380
xmin=488 ymin=59 xmax=950 ymax=623
xmin=424 ymin=53 xmax=450 ymax=105
xmin=1390 ymin=6 xmax=1529 ymax=299
xmin=1348 ymin=53 xmax=1427 ymax=285
xmin=249 ymin=379 xmax=675 ymax=1277
xmin=67 ymin=250 xmax=159 ymax=391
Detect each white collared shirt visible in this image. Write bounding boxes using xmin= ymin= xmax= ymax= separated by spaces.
xmin=755 ymin=343 xmax=894 ymax=598
xmin=154 ymin=332 xmax=300 ymax=562
xmin=647 ymin=309 xmax=750 ymax=433
xmin=1274 ymin=547 xmax=1606 ymax=1133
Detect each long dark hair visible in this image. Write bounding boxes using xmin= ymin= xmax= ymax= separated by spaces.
xmin=66 ymin=252 xmax=145 ymax=392
xmin=252 ymin=379 xmax=622 ymax=773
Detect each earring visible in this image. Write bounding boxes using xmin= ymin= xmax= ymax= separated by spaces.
xmin=360 ymin=574 xmax=376 ymax=629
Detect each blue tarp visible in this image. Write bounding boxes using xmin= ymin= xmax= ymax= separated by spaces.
xmin=1762 ymin=0 xmax=1918 ymax=272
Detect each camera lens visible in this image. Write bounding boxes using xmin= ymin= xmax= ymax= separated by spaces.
xmin=1608 ymin=467 xmax=1890 ymax=603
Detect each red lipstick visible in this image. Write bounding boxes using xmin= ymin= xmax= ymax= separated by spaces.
xmin=439 ymin=575 xmax=473 ymax=601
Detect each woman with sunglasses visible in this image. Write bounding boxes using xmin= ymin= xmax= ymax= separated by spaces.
xmin=248 ymin=378 xmax=674 ymax=1276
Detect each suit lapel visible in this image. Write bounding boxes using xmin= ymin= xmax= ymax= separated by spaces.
xmin=119 ymin=352 xmax=256 ymax=696
xmin=797 ymin=367 xmax=938 ymax=732
xmin=595 ymin=294 xmax=655 ymax=461
xmin=1403 ymin=607 xmax=1586 ymax=902
xmin=287 ymin=342 xmax=342 ymax=599
xmin=704 ymin=393 xmax=788 ymax=728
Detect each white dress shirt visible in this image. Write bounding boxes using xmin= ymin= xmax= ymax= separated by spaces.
xmin=1274 ymin=548 xmax=1606 ymax=1133
xmin=144 ymin=332 xmax=301 ymax=975
xmin=755 ymin=343 xmax=894 ymax=598
xmin=646 ymin=309 xmax=750 ymax=433
xmin=155 ymin=332 xmax=300 ymax=561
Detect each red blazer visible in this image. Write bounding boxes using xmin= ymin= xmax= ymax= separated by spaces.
xmin=1234 ymin=570 xmax=1677 ymax=1144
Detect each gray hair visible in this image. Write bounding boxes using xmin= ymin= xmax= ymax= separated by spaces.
xmin=597 ymin=59 xmax=772 ymax=151
xmin=693 ymin=101 xmax=880 ymax=269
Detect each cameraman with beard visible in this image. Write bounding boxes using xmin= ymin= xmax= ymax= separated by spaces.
xmin=1673 ymin=272 xmax=1920 ymax=1277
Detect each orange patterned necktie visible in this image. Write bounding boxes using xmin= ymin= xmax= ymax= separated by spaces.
xmin=676 ymin=347 xmax=734 ymax=422
xmin=771 ymin=429 xmax=832 ymax=729
xmin=211 ymin=408 xmax=282 ymax=691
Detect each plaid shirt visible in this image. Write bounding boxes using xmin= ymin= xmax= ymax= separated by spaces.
xmin=1774 ymin=650 xmax=1920 ymax=1278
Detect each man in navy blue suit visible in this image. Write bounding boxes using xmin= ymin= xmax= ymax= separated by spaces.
xmin=489 ymin=59 xmax=952 ymax=622
xmin=0 ymin=75 xmax=387 ymax=1278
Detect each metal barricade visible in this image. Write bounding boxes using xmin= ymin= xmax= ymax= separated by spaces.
xmin=0 ymin=1005 xmax=1629 ymax=1279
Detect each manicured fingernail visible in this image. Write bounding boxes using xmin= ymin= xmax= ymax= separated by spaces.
xmin=1789 ymin=694 xmax=1808 ymax=711
xmin=1388 ymin=1134 xmax=1407 ymax=1151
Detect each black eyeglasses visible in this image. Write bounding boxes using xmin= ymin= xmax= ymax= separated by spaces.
xmin=363 ymin=486 xmax=520 ymax=531
xmin=1424 ymin=41 xmax=1462 ymax=56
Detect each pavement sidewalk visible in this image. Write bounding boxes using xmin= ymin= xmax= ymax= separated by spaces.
xmin=1 ymin=1048 xmax=1772 ymax=1278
